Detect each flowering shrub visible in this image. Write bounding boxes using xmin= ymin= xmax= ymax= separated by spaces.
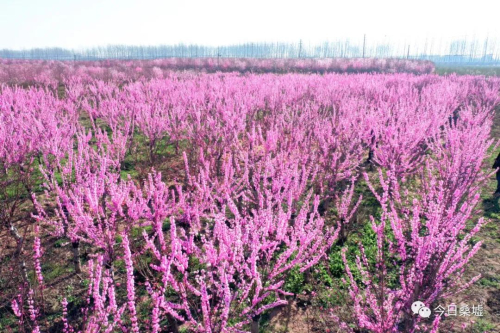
xmin=0 ymin=58 xmax=435 ymax=85
xmin=1 ymin=69 xmax=499 ymax=332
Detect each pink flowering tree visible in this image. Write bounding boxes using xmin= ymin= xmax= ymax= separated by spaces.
xmin=140 ymin=176 xmax=342 ymax=332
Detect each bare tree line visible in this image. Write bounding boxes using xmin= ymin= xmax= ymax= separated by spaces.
xmin=0 ymin=38 xmax=499 ymax=65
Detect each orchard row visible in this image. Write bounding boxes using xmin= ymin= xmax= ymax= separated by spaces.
xmin=1 ymin=72 xmax=499 ymax=332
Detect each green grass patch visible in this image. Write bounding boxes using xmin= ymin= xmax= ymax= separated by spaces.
xmin=43 ymin=261 xmax=75 ymax=282
xmin=478 ymin=276 xmax=500 ymax=288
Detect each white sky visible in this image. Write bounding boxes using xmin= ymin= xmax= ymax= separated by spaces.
xmin=1 ymin=0 xmax=499 ymax=50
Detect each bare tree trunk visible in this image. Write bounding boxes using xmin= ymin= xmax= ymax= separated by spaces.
xmin=72 ymin=241 xmax=82 ymax=274
xmin=149 ymin=139 xmax=156 ymax=167
xmin=167 ymin=314 xmax=179 ymax=333
xmin=216 ymin=151 xmax=223 ymax=178
xmin=9 ymin=223 xmax=30 ymax=284
xmin=337 ymin=218 xmax=348 ymax=246
xmin=250 ymin=315 xmax=260 ymax=333
xmin=366 ymin=148 xmax=373 ymax=165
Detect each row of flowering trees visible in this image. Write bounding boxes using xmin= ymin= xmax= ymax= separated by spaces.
xmin=1 ymin=71 xmax=499 ymax=332
xmin=0 ymin=58 xmax=436 ymax=87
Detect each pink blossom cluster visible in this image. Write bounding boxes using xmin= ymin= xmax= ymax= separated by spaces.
xmin=1 ymin=69 xmax=499 ymax=332
xmin=0 ymin=58 xmax=435 ymax=86
xmin=340 ymin=111 xmax=497 ymax=332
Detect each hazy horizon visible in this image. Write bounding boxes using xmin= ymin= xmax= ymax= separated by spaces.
xmin=1 ymin=0 xmax=499 ymax=51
